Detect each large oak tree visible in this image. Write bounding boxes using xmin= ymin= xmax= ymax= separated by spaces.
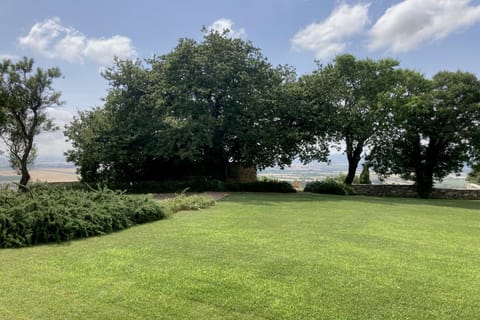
xmin=65 ymin=31 xmax=305 ymax=183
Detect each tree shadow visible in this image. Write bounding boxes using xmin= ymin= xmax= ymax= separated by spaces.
xmin=220 ymin=192 xmax=480 ymax=211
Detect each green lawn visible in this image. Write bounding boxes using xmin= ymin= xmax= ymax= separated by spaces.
xmin=0 ymin=193 xmax=479 ymax=319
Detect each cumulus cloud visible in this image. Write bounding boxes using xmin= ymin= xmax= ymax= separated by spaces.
xmin=35 ymin=108 xmax=74 ymax=158
xmin=369 ymin=0 xmax=480 ymax=52
xmin=18 ymin=17 xmax=136 ymax=64
xmin=36 ymin=129 xmax=71 ymax=157
xmin=291 ymin=3 xmax=370 ymax=61
xmin=208 ymin=18 xmax=246 ymax=38
xmin=46 ymin=107 xmax=74 ymax=125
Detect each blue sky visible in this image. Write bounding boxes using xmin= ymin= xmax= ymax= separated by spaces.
xmin=1 ymin=0 xmax=480 ymax=163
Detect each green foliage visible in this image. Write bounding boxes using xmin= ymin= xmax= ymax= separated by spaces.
xmin=0 ymin=184 xmax=165 ymax=248
xmin=159 ymin=194 xmax=216 ymax=215
xmin=299 ymin=54 xmax=400 ymax=184
xmin=359 ymin=164 xmax=372 ymax=184
xmin=304 ymin=179 xmax=355 ymax=195
xmin=118 ymin=178 xmax=226 ymax=194
xmin=225 ymin=180 xmax=296 ymax=193
xmin=0 ymin=57 xmax=62 ymax=187
xmin=64 ymin=107 xmax=115 ymax=183
xmin=122 ymin=178 xmax=296 ymax=193
xmin=467 ymin=163 xmax=480 ymax=183
xmin=65 ymin=31 xmax=301 ymax=184
xmin=48 ymin=178 xmax=296 ymax=194
xmin=369 ymin=71 xmax=480 ymax=198
xmin=332 ymin=173 xmax=360 ymax=185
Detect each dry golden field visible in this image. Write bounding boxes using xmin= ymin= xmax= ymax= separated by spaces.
xmin=0 ymin=167 xmax=78 ymax=183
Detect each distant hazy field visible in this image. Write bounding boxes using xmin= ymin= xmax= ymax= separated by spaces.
xmin=259 ymin=160 xmax=477 ymax=190
xmin=0 ymin=167 xmax=78 ymax=183
xmin=0 ymin=163 xmax=476 ymax=190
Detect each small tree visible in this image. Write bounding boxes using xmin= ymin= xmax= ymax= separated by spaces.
xmin=359 ymin=163 xmax=371 ymax=184
xmin=0 ymin=57 xmax=62 ymax=187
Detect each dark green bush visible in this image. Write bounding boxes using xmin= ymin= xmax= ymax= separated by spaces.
xmin=101 ymin=178 xmax=295 ymax=194
xmin=111 ymin=178 xmax=226 ymax=194
xmin=225 ymin=180 xmax=296 ymax=193
xmin=0 ymin=184 xmax=166 ymax=248
xmin=304 ymin=180 xmax=355 ymax=195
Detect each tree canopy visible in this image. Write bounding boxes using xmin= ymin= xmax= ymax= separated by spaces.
xmin=65 ymin=35 xmax=480 ymax=195
xmin=368 ymin=70 xmax=480 ymax=197
xmin=299 ymin=54 xmax=400 ymax=184
xmin=0 ymin=57 xmax=62 ymax=186
xmin=65 ymin=31 xmax=304 ymax=183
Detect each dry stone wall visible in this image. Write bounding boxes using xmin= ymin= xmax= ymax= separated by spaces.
xmin=352 ymin=184 xmax=480 ymax=200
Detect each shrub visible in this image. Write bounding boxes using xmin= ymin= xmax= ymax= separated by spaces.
xmin=106 ymin=177 xmax=296 ymax=194
xmin=225 ymin=180 xmax=296 ymax=193
xmin=0 ymin=184 xmax=166 ymax=248
xmin=304 ymin=179 xmax=355 ymax=195
xmin=159 ymin=194 xmax=216 ymax=215
xmin=359 ymin=164 xmax=372 ymax=184
xmin=111 ymin=178 xmax=226 ymax=194
xmin=334 ymin=173 xmax=360 ymax=185
xmin=69 ymin=176 xmax=297 ymax=194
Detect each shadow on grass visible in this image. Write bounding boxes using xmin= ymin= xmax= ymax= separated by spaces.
xmin=221 ymin=192 xmax=480 ymax=211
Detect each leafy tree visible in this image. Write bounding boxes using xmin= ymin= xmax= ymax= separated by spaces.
xmin=368 ymin=71 xmax=480 ymax=197
xmin=65 ymin=58 xmax=169 ymax=183
xmin=299 ymin=54 xmax=400 ymax=184
xmin=154 ymin=31 xmax=303 ymax=178
xmin=66 ymin=31 xmax=303 ymax=183
xmin=64 ymin=107 xmax=112 ymax=182
xmin=0 ymin=57 xmax=62 ymax=186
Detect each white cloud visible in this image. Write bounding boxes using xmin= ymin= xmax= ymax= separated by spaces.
xmin=36 ymin=129 xmax=71 ymax=157
xmin=35 ymin=108 xmax=74 ymax=158
xmin=369 ymin=0 xmax=480 ymax=52
xmin=208 ymin=18 xmax=246 ymax=38
xmin=291 ymin=3 xmax=370 ymax=61
xmin=46 ymin=107 xmax=74 ymax=125
xmin=19 ymin=17 xmax=136 ymax=64
xmin=83 ymin=35 xmax=136 ymax=65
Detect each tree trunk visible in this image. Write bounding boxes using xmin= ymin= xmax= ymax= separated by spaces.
xmin=415 ymin=169 xmax=434 ymax=198
xmin=19 ymin=160 xmax=31 ymax=189
xmin=415 ymin=139 xmax=441 ymax=198
xmin=345 ymin=143 xmax=363 ymax=185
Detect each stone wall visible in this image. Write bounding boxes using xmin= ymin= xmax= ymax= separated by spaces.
xmin=225 ymin=164 xmax=257 ymax=183
xmin=352 ymin=184 xmax=480 ymax=200
xmin=430 ymin=188 xmax=480 ymax=200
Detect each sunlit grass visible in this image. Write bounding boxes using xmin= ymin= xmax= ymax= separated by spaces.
xmin=0 ymin=193 xmax=479 ymax=319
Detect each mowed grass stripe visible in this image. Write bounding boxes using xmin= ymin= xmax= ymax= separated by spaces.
xmin=0 ymin=193 xmax=479 ymax=319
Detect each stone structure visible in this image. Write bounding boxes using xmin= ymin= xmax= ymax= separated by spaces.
xmin=225 ymin=164 xmax=257 ymax=183
xmin=352 ymin=184 xmax=480 ymax=200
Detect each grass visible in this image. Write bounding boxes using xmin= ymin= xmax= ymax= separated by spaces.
xmin=0 ymin=193 xmax=479 ymax=319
